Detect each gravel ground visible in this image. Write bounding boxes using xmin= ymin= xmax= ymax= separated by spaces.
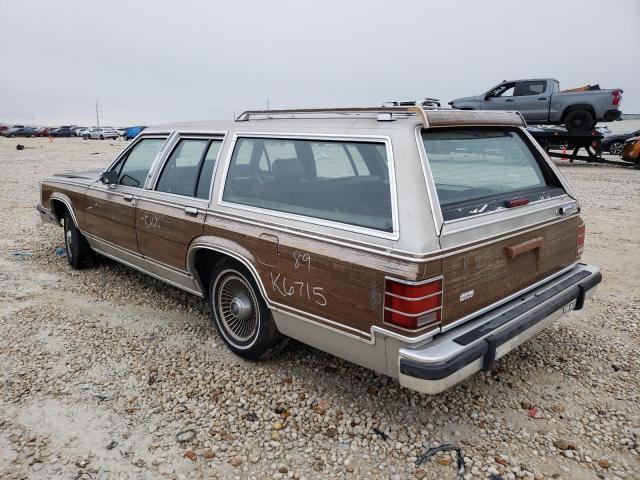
xmin=0 ymin=137 xmax=638 ymax=480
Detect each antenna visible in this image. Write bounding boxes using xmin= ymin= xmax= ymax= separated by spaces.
xmin=95 ymin=101 xmax=102 ymax=127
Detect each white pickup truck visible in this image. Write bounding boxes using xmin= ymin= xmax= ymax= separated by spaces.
xmin=449 ymin=78 xmax=623 ymax=132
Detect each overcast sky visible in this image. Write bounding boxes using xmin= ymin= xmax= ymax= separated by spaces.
xmin=1 ymin=0 xmax=638 ymax=126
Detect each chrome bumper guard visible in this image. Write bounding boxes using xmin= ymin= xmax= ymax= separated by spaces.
xmin=37 ymin=204 xmax=60 ymax=226
xmin=398 ymin=264 xmax=602 ymax=394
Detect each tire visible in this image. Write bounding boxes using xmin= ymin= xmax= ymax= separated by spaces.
xmin=209 ymin=259 xmax=283 ymax=360
xmin=608 ymin=141 xmax=624 ymax=156
xmin=100 ymin=134 xmax=105 ymax=140
xmin=564 ymin=109 xmax=595 ymax=132
xmin=63 ymin=212 xmax=93 ymax=269
xmin=123 ymin=135 xmax=128 ymax=141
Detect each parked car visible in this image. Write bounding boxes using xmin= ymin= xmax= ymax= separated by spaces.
xmin=34 ymin=127 xmax=52 ymax=137
xmin=5 ymin=126 xmax=37 ymax=137
xmin=122 ymin=125 xmax=146 ymax=141
xmin=0 ymin=124 xmax=9 ymax=134
xmin=621 ymin=136 xmax=640 ymax=163
xmin=50 ymin=126 xmax=79 ymax=137
xmin=37 ymin=106 xmax=601 ymax=394
xmin=601 ymin=129 xmax=640 ymax=155
xmin=82 ymin=127 xmax=119 ymax=140
xmin=449 ymin=79 xmax=623 ymax=132
xmin=1 ymin=125 xmax=26 ymax=137
xmin=74 ymin=127 xmax=88 ymax=137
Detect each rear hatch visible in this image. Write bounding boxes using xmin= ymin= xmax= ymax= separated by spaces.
xmin=421 ymin=127 xmax=583 ymax=327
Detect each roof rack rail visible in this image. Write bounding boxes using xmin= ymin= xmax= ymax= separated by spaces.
xmin=235 ymin=106 xmax=431 ymax=128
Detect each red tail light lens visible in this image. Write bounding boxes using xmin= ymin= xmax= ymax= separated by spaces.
xmin=612 ymin=90 xmax=621 ymax=106
xmin=384 ymin=277 xmax=443 ymax=330
xmin=577 ymin=224 xmax=585 ymax=256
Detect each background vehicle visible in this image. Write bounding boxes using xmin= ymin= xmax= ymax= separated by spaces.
xmin=622 ymin=137 xmax=640 ymax=163
xmin=34 ymin=126 xmax=51 ymax=137
xmin=74 ymin=127 xmax=88 ymax=137
xmin=602 ymin=129 xmax=640 ymax=155
xmin=82 ymin=127 xmax=119 ymax=140
xmin=4 ymin=126 xmax=36 ymax=137
xmin=50 ymin=126 xmax=78 ymax=137
xmin=449 ymin=78 xmax=623 ymax=132
xmin=122 ymin=125 xmax=146 ymax=140
xmin=2 ymin=125 xmax=26 ymax=137
xmin=0 ymin=124 xmax=9 ymax=135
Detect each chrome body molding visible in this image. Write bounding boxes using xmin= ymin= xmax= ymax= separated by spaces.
xmin=84 ymin=232 xmax=203 ymax=297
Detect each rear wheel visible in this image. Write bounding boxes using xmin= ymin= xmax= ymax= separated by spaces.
xmin=100 ymin=134 xmax=105 ymax=140
xmin=564 ymin=109 xmax=595 ymax=132
xmin=209 ymin=259 xmax=283 ymax=360
xmin=608 ymin=141 xmax=624 ymax=156
xmin=63 ymin=212 xmax=93 ymax=269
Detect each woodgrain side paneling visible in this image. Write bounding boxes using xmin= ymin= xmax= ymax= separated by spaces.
xmin=202 ymin=216 xmax=441 ymax=338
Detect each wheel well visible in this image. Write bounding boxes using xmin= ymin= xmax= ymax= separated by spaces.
xmin=50 ymin=199 xmax=68 ymax=223
xmin=192 ymin=249 xmax=227 ymax=297
xmin=561 ymin=104 xmax=595 ymax=122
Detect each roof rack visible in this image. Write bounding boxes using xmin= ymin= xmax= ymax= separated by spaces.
xmin=234 ymin=107 xmax=527 ymax=129
xmin=235 ymin=106 xmax=432 ymax=128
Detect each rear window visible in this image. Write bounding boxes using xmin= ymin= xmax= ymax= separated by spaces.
xmin=422 ymin=128 xmax=564 ymax=220
xmin=222 ymin=137 xmax=393 ymax=232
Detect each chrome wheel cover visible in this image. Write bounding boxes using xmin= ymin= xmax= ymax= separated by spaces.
xmin=65 ymin=224 xmax=74 ymax=257
xmin=216 ymin=274 xmax=259 ymax=342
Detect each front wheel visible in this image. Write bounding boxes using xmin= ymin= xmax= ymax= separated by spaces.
xmin=63 ymin=212 xmax=93 ymax=269
xmin=209 ymin=260 xmax=283 ymax=360
xmin=608 ymin=141 xmax=624 ymax=156
xmin=100 ymin=134 xmax=105 ymax=140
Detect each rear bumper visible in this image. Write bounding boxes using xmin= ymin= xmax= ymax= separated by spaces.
xmin=602 ymin=109 xmax=622 ymax=121
xmin=398 ymin=263 xmax=601 ymax=394
xmin=37 ymin=203 xmax=60 ymax=226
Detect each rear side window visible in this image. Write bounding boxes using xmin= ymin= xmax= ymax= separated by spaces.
xmin=115 ymin=138 xmax=166 ymax=188
xmin=156 ymin=139 xmax=222 ymax=199
xmin=422 ymin=128 xmax=564 ymax=220
xmin=222 ymin=137 xmax=392 ymax=232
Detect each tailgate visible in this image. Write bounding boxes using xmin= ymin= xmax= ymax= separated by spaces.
xmin=441 ymin=215 xmax=582 ymax=326
xmin=420 ymin=126 xmax=583 ymax=329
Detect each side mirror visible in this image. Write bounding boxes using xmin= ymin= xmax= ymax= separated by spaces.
xmin=100 ymin=170 xmax=118 ymax=186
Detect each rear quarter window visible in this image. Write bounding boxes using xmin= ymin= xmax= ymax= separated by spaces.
xmin=222 ymin=137 xmax=393 ymax=232
xmin=422 ymin=128 xmax=565 ymax=221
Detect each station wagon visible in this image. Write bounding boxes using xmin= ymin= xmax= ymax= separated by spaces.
xmin=37 ymin=106 xmax=602 ymax=394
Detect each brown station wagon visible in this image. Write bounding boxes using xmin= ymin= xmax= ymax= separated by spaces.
xmin=37 ymin=106 xmax=602 ymax=394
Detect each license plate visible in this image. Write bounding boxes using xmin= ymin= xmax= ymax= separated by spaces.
xmin=562 ymin=299 xmax=577 ymax=313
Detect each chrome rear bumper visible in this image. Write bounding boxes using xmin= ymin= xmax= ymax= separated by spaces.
xmin=398 ymin=263 xmax=602 ymax=394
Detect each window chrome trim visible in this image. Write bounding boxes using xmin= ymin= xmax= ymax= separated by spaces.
xmin=414 ymin=126 xmax=443 ymax=236
xmin=149 ymin=131 xmax=227 ymax=200
xmin=215 ymin=132 xmax=400 ymax=241
xmin=105 ymin=132 xmax=173 ymax=175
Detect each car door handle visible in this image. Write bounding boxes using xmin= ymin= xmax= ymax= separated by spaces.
xmin=538 ymin=97 xmax=547 ymax=100
xmin=123 ymin=194 xmax=133 ymax=202
xmin=505 ymin=99 xmax=514 ymax=102
xmin=184 ymin=206 xmax=199 ymax=216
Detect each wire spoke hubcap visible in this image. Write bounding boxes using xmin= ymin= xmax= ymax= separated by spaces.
xmin=217 ymin=275 xmax=258 ymax=342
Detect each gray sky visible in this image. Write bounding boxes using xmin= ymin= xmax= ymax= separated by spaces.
xmin=1 ymin=0 xmax=639 ymax=126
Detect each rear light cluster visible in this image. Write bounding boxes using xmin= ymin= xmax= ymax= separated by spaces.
xmin=384 ymin=276 xmax=443 ymax=330
xmin=577 ymin=224 xmax=586 ymax=257
xmin=612 ymin=90 xmax=622 ymax=106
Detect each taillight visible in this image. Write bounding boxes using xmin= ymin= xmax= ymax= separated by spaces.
xmin=612 ymin=90 xmax=621 ymax=106
xmin=384 ymin=276 xmax=443 ymax=330
xmin=577 ymin=224 xmax=585 ymax=257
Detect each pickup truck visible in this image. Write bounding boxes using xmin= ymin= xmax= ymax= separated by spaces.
xmin=449 ymin=78 xmax=623 ymax=132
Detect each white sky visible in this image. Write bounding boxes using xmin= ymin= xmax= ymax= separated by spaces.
xmin=1 ymin=0 xmax=638 ymax=126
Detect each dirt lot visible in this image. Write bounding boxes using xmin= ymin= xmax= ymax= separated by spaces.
xmin=0 ymin=137 xmax=638 ymax=480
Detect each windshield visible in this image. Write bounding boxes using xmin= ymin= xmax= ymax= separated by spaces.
xmin=422 ymin=128 xmax=564 ymax=220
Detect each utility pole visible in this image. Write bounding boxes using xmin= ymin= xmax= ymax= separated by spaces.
xmin=266 ymin=97 xmax=270 ymax=110
xmin=95 ymin=102 xmax=102 ymax=127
